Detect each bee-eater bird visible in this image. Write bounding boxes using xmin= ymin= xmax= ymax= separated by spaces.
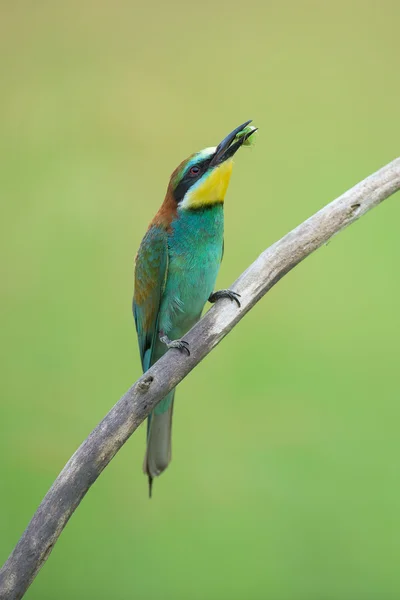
xmin=133 ymin=120 xmax=257 ymax=496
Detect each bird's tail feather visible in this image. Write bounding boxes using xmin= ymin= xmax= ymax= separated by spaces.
xmin=143 ymin=390 xmax=175 ymax=497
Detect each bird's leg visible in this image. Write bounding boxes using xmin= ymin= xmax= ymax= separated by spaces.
xmin=208 ymin=289 xmax=241 ymax=308
xmin=159 ymin=331 xmax=190 ymax=356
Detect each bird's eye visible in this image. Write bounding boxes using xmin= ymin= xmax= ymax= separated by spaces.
xmin=189 ymin=165 xmax=201 ymax=177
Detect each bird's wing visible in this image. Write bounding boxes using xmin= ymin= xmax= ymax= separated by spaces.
xmin=133 ymin=225 xmax=169 ymax=371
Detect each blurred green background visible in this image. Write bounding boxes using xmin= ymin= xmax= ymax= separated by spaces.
xmin=1 ymin=1 xmax=400 ymax=598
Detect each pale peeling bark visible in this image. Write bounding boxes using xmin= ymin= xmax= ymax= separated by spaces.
xmin=1 ymin=158 xmax=400 ymax=599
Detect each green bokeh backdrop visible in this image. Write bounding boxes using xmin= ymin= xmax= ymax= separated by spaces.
xmin=1 ymin=2 xmax=400 ymax=598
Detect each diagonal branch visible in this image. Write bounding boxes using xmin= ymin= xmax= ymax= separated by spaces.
xmin=1 ymin=158 xmax=400 ymax=600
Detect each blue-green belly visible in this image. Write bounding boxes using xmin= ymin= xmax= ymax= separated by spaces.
xmin=155 ymin=204 xmax=224 ymax=354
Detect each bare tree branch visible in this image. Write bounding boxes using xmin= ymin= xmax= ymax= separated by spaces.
xmin=1 ymin=158 xmax=400 ymax=600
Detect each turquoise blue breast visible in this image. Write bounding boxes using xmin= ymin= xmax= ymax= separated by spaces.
xmin=158 ymin=204 xmax=224 ymax=340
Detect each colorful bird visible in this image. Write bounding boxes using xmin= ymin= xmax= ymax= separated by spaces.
xmin=133 ymin=120 xmax=257 ymax=496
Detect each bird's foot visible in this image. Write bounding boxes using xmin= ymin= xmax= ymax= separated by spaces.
xmin=160 ymin=334 xmax=190 ymax=356
xmin=208 ymin=289 xmax=241 ymax=308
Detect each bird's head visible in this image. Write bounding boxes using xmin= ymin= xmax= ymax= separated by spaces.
xmin=169 ymin=120 xmax=257 ymax=211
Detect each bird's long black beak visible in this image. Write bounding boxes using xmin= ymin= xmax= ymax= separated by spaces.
xmin=209 ymin=120 xmax=257 ymax=167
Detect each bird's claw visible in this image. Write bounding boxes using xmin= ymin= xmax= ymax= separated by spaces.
xmin=209 ymin=289 xmax=241 ymax=308
xmin=168 ymin=339 xmax=190 ymax=356
xmin=160 ymin=335 xmax=190 ymax=356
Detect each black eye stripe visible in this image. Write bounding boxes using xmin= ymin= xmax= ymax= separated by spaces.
xmin=173 ymin=157 xmax=212 ymax=203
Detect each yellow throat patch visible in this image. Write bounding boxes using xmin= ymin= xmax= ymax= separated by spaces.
xmin=181 ymin=159 xmax=233 ymax=210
